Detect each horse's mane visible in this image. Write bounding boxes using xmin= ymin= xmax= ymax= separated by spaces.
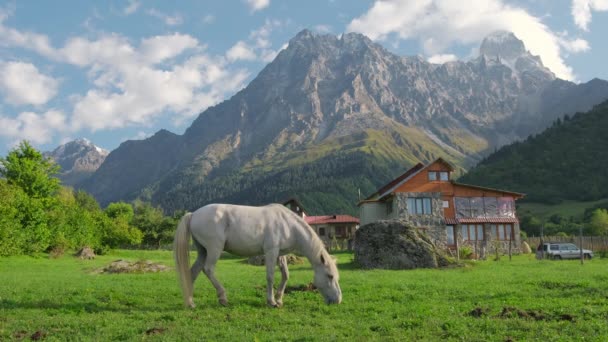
xmin=274 ymin=204 xmax=328 ymax=264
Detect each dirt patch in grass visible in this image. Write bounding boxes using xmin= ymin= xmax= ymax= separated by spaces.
xmin=95 ymin=259 xmax=170 ymax=274
xmin=499 ymin=306 xmax=546 ymax=320
xmin=468 ymin=307 xmax=490 ymax=318
xmin=13 ymin=330 xmax=28 ymax=339
xmin=30 ymin=330 xmax=47 ymax=340
xmin=468 ymin=306 xmax=576 ymax=322
xmin=285 ymin=283 xmax=317 ymax=293
xmin=145 ymin=327 xmax=167 ymax=335
xmin=539 ymin=280 xmax=587 ymax=290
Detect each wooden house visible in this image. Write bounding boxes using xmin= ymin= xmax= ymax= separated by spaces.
xmin=358 ymin=158 xmax=524 ymax=256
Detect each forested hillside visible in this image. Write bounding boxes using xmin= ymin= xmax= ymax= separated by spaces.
xmin=460 ymin=100 xmax=608 ymax=204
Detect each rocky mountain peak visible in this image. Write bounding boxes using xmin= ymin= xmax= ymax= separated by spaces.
xmin=480 ymin=31 xmax=526 ymax=61
xmin=478 ymin=30 xmax=555 ymax=81
xmin=45 ymin=138 xmax=109 ymax=185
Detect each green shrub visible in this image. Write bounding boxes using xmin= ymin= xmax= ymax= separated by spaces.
xmin=459 ymin=246 xmax=473 ymax=259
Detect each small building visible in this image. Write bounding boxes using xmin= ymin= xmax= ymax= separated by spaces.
xmin=305 ymin=214 xmax=360 ymax=250
xmin=358 ymin=158 xmax=524 ymax=256
xmin=283 ymin=198 xmax=360 ymax=250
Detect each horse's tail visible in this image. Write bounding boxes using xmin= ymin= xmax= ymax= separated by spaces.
xmin=174 ymin=212 xmax=193 ymax=307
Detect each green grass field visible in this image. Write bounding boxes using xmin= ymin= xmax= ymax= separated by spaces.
xmin=1 ymin=250 xmax=608 ymax=341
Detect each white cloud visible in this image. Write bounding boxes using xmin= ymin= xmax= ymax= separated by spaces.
xmin=226 ymin=41 xmax=257 ymax=62
xmin=427 ymin=54 xmax=458 ymax=64
xmin=202 ymin=14 xmax=215 ymax=24
xmin=571 ymin=0 xmax=608 ymax=31
xmin=313 ymin=25 xmax=332 ymax=34
xmin=0 ymin=14 xmax=58 ymax=59
xmin=139 ymin=33 xmax=199 ymax=64
xmin=146 ymin=8 xmax=183 ymax=26
xmin=347 ymin=0 xmax=587 ymax=80
xmin=124 ymin=0 xmax=140 ymax=15
xmin=559 ymin=37 xmax=590 ymax=53
xmin=0 ymin=11 xmax=250 ymax=135
xmin=245 ymin=0 xmax=270 ymax=12
xmin=66 ymin=39 xmax=250 ymax=130
xmin=0 ymin=110 xmax=66 ymax=145
xmin=0 ymin=61 xmax=59 ymax=106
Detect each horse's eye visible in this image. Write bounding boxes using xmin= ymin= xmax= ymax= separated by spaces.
xmin=327 ymin=274 xmax=334 ymax=280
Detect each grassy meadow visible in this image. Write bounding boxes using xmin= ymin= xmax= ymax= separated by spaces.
xmin=1 ymin=250 xmax=608 ymax=341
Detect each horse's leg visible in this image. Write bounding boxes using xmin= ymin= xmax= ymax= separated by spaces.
xmin=202 ymin=247 xmax=228 ymax=306
xmin=275 ymin=255 xmax=289 ymax=307
xmin=191 ymin=241 xmax=207 ymax=283
xmin=264 ymin=248 xmax=280 ymax=307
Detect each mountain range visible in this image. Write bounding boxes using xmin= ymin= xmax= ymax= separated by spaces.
xmin=74 ymin=30 xmax=608 ymax=215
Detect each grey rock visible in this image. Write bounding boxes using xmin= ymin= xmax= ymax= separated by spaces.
xmin=354 ymin=220 xmax=453 ymax=269
xmin=74 ymin=246 xmax=96 ymax=260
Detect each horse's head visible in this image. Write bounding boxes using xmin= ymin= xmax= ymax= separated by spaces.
xmin=313 ymin=250 xmax=342 ymax=304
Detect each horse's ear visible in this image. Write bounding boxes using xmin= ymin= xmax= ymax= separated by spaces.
xmin=320 ymin=254 xmax=326 ymax=265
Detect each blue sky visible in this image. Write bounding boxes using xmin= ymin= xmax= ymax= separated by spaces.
xmin=0 ymin=0 xmax=607 ymax=156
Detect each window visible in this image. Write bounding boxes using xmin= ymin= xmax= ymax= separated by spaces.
xmin=407 ymin=197 xmax=432 ymax=215
xmin=428 ymin=171 xmax=437 ymax=181
xmin=491 ymin=224 xmax=513 ymax=240
xmin=440 ymin=172 xmax=449 ymax=181
xmin=455 ymin=197 xmax=516 ymax=219
xmin=446 ymin=225 xmax=455 ymax=245
xmin=498 ymin=197 xmax=516 ymax=218
xmin=461 ymin=224 xmax=484 ymax=241
xmin=318 ymin=227 xmax=325 ymax=236
xmin=335 ymin=226 xmax=346 ymax=238
xmin=442 ymin=200 xmax=449 ymax=208
xmin=470 ymin=197 xmax=484 ymax=218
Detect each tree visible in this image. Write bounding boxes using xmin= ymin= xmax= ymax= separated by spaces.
xmin=132 ymin=200 xmax=176 ymax=248
xmin=105 ymin=202 xmax=134 ymax=222
xmin=0 ymin=141 xmax=60 ymax=198
xmin=0 ymin=180 xmax=28 ymax=256
xmin=101 ymin=202 xmax=142 ymax=249
xmin=588 ymin=209 xmax=608 ymax=236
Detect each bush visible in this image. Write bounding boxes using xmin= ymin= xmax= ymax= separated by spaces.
xmin=459 ymin=246 xmax=473 ymax=259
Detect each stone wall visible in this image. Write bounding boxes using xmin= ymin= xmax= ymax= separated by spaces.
xmin=394 ymin=193 xmax=447 ymax=250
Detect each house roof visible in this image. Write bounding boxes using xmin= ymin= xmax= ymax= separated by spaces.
xmin=305 ymin=215 xmax=360 ymax=225
xmin=361 ymin=157 xmax=524 ymax=203
xmin=364 ymin=162 xmax=425 ymax=200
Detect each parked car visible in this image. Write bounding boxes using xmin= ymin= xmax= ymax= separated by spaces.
xmin=542 ymin=242 xmax=593 ymax=260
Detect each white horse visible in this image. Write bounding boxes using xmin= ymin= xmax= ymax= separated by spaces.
xmin=174 ymin=203 xmax=342 ymax=307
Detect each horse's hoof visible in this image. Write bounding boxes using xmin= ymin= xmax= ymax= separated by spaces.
xmin=276 ymin=301 xmax=283 ymax=308
xmin=267 ymin=301 xmax=280 ymax=308
xmin=219 ymin=298 xmax=229 ymax=306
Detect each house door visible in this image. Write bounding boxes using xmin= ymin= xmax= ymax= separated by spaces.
xmin=446 ymin=225 xmax=456 ymax=248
